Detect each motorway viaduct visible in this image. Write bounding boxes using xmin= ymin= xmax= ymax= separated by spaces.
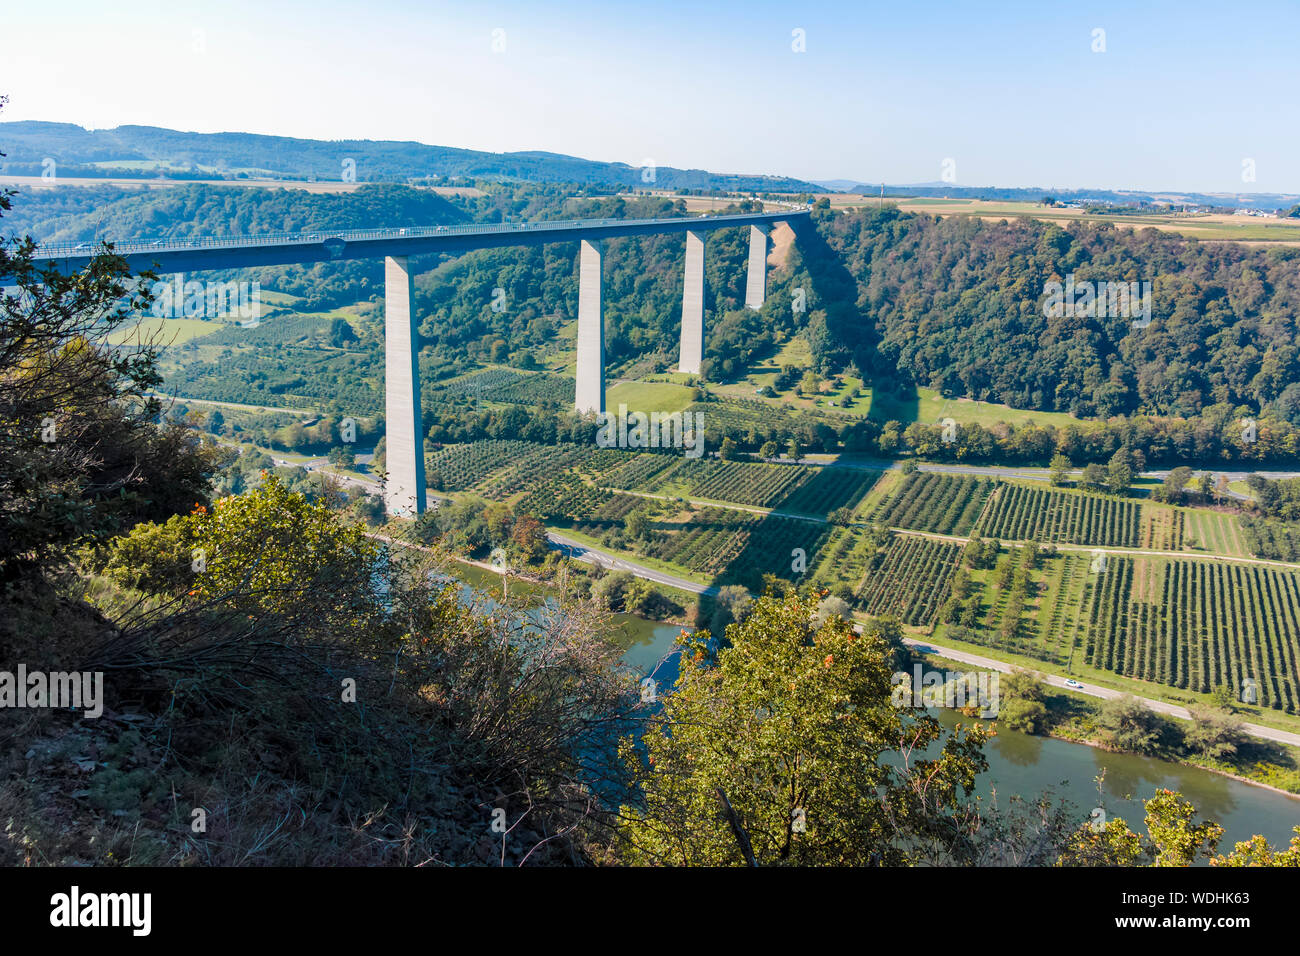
xmin=26 ymin=207 xmax=810 ymax=516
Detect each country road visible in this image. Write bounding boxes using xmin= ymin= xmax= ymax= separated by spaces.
xmin=902 ymin=636 xmax=1300 ymax=748
xmin=545 ymin=530 xmax=720 ymax=596
xmin=546 ymin=530 xmax=1300 ymax=748
xmin=238 ymin=443 xmax=1300 ymax=749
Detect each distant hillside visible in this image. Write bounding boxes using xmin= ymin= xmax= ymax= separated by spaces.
xmin=0 ymin=121 xmax=819 ymax=193
xmin=842 ymin=182 xmax=1300 ymax=212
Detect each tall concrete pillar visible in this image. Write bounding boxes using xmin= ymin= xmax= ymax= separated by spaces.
xmin=384 ymin=255 xmax=426 ymax=516
xmin=574 ymin=238 xmax=604 ymax=415
xmin=744 ymin=223 xmax=769 ymax=310
xmin=678 ymin=229 xmax=705 ymax=375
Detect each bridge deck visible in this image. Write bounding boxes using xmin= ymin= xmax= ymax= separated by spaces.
xmin=24 ymin=208 xmax=809 ymax=276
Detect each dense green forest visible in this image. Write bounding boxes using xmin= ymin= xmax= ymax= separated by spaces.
xmin=813 ymin=204 xmax=1300 ymax=420
xmin=10 ymin=178 xmax=1300 ymax=466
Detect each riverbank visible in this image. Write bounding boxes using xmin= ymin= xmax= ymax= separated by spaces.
xmin=923 ymin=648 xmax=1300 ymax=798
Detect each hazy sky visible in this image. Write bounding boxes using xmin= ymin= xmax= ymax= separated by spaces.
xmin=4 ymin=0 xmax=1298 ymax=194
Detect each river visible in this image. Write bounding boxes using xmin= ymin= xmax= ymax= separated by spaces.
xmin=447 ymin=561 xmax=1300 ymax=852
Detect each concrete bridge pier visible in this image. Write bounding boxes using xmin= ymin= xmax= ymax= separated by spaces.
xmin=384 ymin=255 xmax=427 ymax=516
xmin=678 ymin=229 xmax=705 ymax=375
xmin=744 ymin=224 xmax=769 ymax=310
xmin=574 ymin=238 xmax=605 ymax=415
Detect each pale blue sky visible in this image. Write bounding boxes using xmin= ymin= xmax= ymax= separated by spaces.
xmin=3 ymin=0 xmax=1298 ymax=193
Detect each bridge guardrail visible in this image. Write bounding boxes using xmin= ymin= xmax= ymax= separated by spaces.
xmin=31 ymin=207 xmax=811 ymax=260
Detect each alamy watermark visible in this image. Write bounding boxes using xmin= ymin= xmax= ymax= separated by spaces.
xmin=595 ymin=403 xmax=705 ymax=459
xmin=891 ymin=664 xmax=999 ymax=718
xmin=0 ymin=665 xmax=103 ymax=718
xmin=1043 ymin=273 xmax=1152 ymax=328
xmin=151 ymin=273 xmax=261 ymax=325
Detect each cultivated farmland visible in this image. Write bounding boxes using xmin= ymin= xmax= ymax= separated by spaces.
xmin=1083 ymin=556 xmax=1300 ymax=713
xmin=872 ymin=473 xmax=992 ymax=536
xmin=976 ymin=483 xmax=1141 ymax=547
xmin=856 ymin=535 xmax=963 ymax=627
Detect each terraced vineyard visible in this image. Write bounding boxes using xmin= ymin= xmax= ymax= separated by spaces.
xmin=477 ymin=444 xmax=597 ymax=497
xmin=872 ymin=473 xmax=992 ymax=535
xmin=602 ymin=453 xmax=682 ymax=491
xmin=777 ymin=467 xmax=880 ymax=515
xmin=1033 ymin=552 xmax=1092 ymax=666
xmin=1140 ymin=506 xmax=1185 ymax=551
xmin=856 ymin=535 xmax=963 ymax=626
xmin=486 ymin=372 xmax=574 ymax=405
xmin=429 ymin=368 xmax=522 ymax=398
xmin=1084 ymin=556 xmax=1300 ymax=713
xmin=976 ymin=483 xmax=1141 ymax=547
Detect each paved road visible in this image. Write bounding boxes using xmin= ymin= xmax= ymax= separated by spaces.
xmin=220 ymin=443 xmax=1299 ymax=748
xmin=545 ymin=530 xmax=720 ymax=596
xmin=902 ymin=636 xmax=1300 ymax=747
xmin=783 ymin=454 xmax=1299 ymax=489
xmin=531 ymin=527 xmax=1300 ymax=748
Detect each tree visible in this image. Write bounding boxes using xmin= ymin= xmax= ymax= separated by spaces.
xmin=798 ymin=370 xmax=822 ymax=396
xmin=1143 ymin=789 xmax=1224 ymax=867
xmin=1048 ymin=453 xmax=1071 ymax=487
xmin=1159 ymin=465 xmax=1194 ymax=503
xmin=758 ymin=440 xmax=778 ymax=459
xmin=786 ymin=437 xmax=801 ymax=460
xmin=1000 ymin=697 xmax=1049 ymax=734
xmin=327 ymin=445 xmax=356 ymax=468
xmin=327 ymin=316 xmax=358 ymax=347
xmin=719 ymin=436 xmax=738 ymax=461
xmin=1056 ymin=789 xmax=1220 ymax=867
xmin=623 ymin=509 xmax=648 ymax=541
xmin=618 ymin=591 xmax=993 ymax=865
xmin=814 ymin=594 xmax=851 ymax=624
xmin=106 ymin=473 xmax=381 ymax=618
xmin=1213 ymin=827 xmax=1300 ymax=866
xmin=0 ymin=154 xmax=215 ymax=575
xmin=1097 ymin=695 xmax=1169 ymax=755
xmin=509 ymin=514 xmax=548 ymax=563
xmin=1001 ymin=667 xmax=1046 ymax=703
xmin=709 ymin=584 xmax=753 ymax=633
xmin=1184 ymin=706 xmax=1249 ymax=760
xmin=1080 ymin=462 xmax=1106 ymax=491
xmin=591 ymin=570 xmax=636 ymax=611
xmin=1105 ymin=455 xmax=1133 ymax=496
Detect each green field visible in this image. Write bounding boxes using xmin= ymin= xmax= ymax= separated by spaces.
xmin=605 ymin=380 xmax=696 ymax=414
xmin=1184 ymin=509 xmax=1252 ymax=558
xmin=106 ymin=315 xmax=223 ymax=346
xmin=714 ymin=334 xmax=1080 ymax=429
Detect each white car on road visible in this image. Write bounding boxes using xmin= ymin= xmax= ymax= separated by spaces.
xmin=1063 ymin=678 xmax=1084 ymax=690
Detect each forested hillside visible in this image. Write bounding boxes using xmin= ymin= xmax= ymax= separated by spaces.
xmin=813 ymin=205 xmax=1300 ymax=420
xmin=0 ymin=120 xmax=819 ymax=191
xmin=11 ymin=179 xmax=1300 ymax=433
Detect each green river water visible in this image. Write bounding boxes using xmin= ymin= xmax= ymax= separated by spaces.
xmin=451 ymin=563 xmax=1300 ymax=851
